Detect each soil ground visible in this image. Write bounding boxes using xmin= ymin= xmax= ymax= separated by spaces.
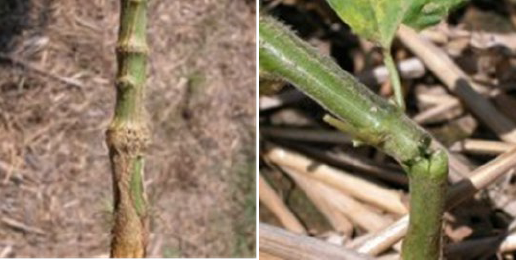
xmin=0 ymin=0 xmax=256 ymax=257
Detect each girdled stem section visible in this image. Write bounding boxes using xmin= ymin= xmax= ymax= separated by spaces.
xmin=107 ymin=123 xmax=149 ymax=258
xmin=107 ymin=0 xmax=149 ymax=257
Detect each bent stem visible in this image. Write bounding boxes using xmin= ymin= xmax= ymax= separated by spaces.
xmin=382 ymin=49 xmax=405 ymax=111
xmin=106 ymin=0 xmax=150 ymax=257
xmin=259 ymin=16 xmax=448 ymax=260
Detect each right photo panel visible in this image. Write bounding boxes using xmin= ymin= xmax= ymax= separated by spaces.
xmin=259 ymin=0 xmax=516 ymax=259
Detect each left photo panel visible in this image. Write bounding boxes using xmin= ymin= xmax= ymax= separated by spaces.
xmin=0 ymin=0 xmax=256 ymax=258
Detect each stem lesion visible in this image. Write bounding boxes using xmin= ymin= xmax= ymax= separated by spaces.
xmin=106 ymin=119 xmax=150 ymax=258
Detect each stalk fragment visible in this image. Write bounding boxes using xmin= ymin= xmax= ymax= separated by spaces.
xmin=106 ymin=0 xmax=150 ymax=257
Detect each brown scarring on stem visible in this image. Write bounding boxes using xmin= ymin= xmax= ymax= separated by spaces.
xmin=106 ymin=0 xmax=150 ymax=257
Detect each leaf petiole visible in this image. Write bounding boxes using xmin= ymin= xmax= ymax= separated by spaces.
xmin=382 ymin=49 xmax=405 ymax=111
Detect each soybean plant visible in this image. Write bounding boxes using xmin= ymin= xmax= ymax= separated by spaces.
xmin=260 ymin=1 xmax=464 ymax=255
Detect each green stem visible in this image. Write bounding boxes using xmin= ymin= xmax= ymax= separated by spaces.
xmin=259 ymin=16 xmax=448 ymax=260
xmin=402 ymin=150 xmax=448 ymax=260
xmin=382 ymin=49 xmax=405 ymax=111
xmin=259 ymin=16 xmax=427 ymax=163
xmin=106 ymin=0 xmax=149 ymax=257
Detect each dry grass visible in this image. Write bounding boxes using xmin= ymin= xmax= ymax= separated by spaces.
xmin=0 ymin=0 xmax=255 ymax=257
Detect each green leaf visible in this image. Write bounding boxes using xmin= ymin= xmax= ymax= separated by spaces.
xmin=326 ymin=0 xmax=403 ymax=48
xmin=403 ymin=0 xmax=466 ymax=30
xmin=326 ymin=0 xmax=466 ymax=48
